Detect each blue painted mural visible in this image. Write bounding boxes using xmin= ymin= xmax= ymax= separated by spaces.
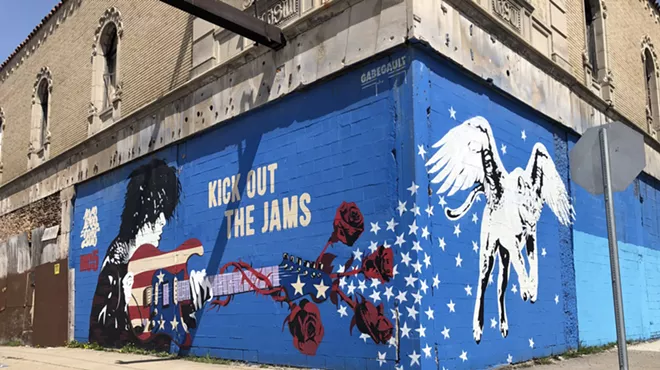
xmin=69 ymin=45 xmax=660 ymax=369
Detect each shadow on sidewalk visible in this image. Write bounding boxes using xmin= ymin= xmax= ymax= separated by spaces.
xmin=115 ymin=357 xmax=180 ymax=365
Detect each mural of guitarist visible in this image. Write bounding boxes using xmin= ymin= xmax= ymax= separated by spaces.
xmin=88 ymin=159 xmax=212 ymax=350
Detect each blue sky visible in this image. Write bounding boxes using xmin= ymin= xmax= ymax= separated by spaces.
xmin=0 ymin=0 xmax=61 ymax=63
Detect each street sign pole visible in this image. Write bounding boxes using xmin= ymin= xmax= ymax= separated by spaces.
xmin=599 ymin=127 xmax=629 ymax=370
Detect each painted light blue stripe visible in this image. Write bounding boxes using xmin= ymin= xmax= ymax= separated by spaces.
xmin=574 ymin=230 xmax=660 ymax=346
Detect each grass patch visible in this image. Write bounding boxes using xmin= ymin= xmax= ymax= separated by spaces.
xmin=5 ymin=339 xmax=22 ymax=347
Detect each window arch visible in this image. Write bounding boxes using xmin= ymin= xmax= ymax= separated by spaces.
xmin=29 ymin=66 xmax=53 ymax=167
xmin=642 ymin=36 xmax=660 ymax=133
xmin=89 ymin=7 xmax=123 ymax=135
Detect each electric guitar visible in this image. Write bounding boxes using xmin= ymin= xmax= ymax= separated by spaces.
xmin=126 ymin=238 xmax=332 ymax=348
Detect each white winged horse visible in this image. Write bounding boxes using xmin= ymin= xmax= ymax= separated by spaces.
xmin=425 ymin=116 xmax=575 ymax=344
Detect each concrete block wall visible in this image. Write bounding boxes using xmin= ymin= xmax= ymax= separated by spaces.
xmin=70 ymin=50 xmax=411 ymax=368
xmin=67 ymin=43 xmax=660 ymax=369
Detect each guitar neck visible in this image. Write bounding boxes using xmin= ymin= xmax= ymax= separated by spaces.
xmin=174 ymin=265 xmax=281 ymax=302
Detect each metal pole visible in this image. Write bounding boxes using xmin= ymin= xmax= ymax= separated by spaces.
xmin=599 ymin=127 xmax=629 ymax=370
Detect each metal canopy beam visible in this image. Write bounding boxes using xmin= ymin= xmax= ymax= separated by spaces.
xmin=160 ymin=0 xmax=286 ymax=50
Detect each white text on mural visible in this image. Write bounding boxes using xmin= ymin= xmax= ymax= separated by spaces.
xmin=207 ymin=162 xmax=312 ymax=239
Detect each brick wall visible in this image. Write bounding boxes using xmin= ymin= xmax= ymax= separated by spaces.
xmin=0 ymin=192 xmax=59 ymax=242
xmin=566 ymin=0 xmax=586 ymax=80
xmin=0 ymin=0 xmax=192 ymax=184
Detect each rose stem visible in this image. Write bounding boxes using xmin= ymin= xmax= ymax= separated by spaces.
xmin=315 ymin=240 xmax=333 ymax=263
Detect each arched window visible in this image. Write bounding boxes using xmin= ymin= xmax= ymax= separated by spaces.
xmin=29 ymin=66 xmax=53 ymax=167
xmin=101 ymin=23 xmax=118 ymax=110
xmin=37 ymin=79 xmax=50 ymax=146
xmin=642 ymin=37 xmax=660 ymax=133
xmin=89 ymin=7 xmax=123 ymax=135
xmin=583 ymin=0 xmax=608 ymax=82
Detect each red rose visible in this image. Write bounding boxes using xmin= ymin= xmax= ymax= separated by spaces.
xmin=350 ymin=296 xmax=393 ymax=344
xmin=331 ymin=202 xmax=364 ymax=246
xmin=284 ymin=299 xmax=325 ymax=355
xmin=361 ymin=246 xmax=394 ymax=283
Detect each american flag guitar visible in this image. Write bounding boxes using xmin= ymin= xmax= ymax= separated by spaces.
xmin=126 ymin=238 xmax=333 ymax=348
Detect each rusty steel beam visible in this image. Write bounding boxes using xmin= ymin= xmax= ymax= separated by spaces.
xmin=160 ymin=0 xmax=287 ymax=50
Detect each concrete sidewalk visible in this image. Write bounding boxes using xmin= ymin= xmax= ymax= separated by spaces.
xmin=506 ymin=340 xmax=660 ymax=370
xmin=0 ymin=346 xmax=274 ymax=370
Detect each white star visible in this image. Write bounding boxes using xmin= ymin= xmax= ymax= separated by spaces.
xmin=425 ymin=306 xmax=434 ymax=320
xmin=353 ymin=248 xmax=363 ymax=261
xmin=447 ymin=299 xmax=456 ymax=312
xmin=390 ymin=309 xmax=398 ymax=321
xmin=438 ymin=196 xmax=447 ymax=207
xmin=404 ymin=273 xmax=418 ymax=287
xmin=529 ymin=338 xmax=535 ymax=348
xmin=400 ymin=322 xmax=411 ymax=338
xmin=370 ymin=278 xmax=381 ymax=289
xmin=459 ymin=350 xmax=468 ymax=362
xmin=339 ymin=277 xmax=347 ymax=289
xmin=432 ymin=274 xmax=440 ymax=288
xmin=406 ymin=305 xmax=419 ymax=320
xmin=401 ymin=252 xmax=412 ymax=266
xmin=409 ymin=350 xmax=421 ymax=366
xmin=465 ymin=284 xmax=473 ymax=296
xmin=396 ymin=290 xmax=408 ymax=303
xmin=383 ymin=240 xmax=391 ymax=249
xmin=377 ymin=352 xmax=387 ymax=367
xmin=408 ymin=220 xmax=419 ymax=235
xmin=170 ymin=317 xmax=179 ymax=330
xmin=370 ymin=222 xmax=381 ymax=235
xmin=555 ymin=294 xmax=560 ymax=304
xmin=507 ymin=354 xmax=513 ymax=364
xmin=438 ymin=237 xmax=446 ymax=251
xmin=449 ymin=106 xmax=457 ymax=119
xmin=425 ymin=205 xmax=434 ymax=217
xmin=386 ymin=218 xmax=398 ymax=232
xmin=347 ymin=280 xmax=356 ymax=295
xmin=392 ymin=264 xmax=399 ymax=278
xmin=384 ymin=286 xmax=394 ymax=301
xmin=411 ymin=203 xmax=421 ymax=216
xmin=291 ymin=275 xmax=305 ymax=296
xmin=370 ymin=289 xmax=382 ymax=303
xmin=368 ymin=241 xmax=379 ymax=253
xmin=396 ymin=366 xmax=404 ymax=370
xmin=411 ymin=260 xmax=423 ymax=274
xmin=488 ymin=273 xmax=494 ymax=285
xmin=472 ymin=213 xmax=478 ymax=224
xmin=490 ymin=317 xmax=497 ymax=328
xmin=521 ymin=130 xmax=527 ymax=141
xmin=455 ymin=253 xmax=463 ymax=267
xmin=314 ymin=280 xmax=329 ymax=298
xmin=476 ymin=194 xmax=482 ymax=202
xmin=420 ymin=279 xmax=429 ymax=294
xmin=418 ymin=145 xmax=427 ymax=159
xmin=501 ymin=143 xmax=507 ymax=154
xmin=360 ymin=333 xmax=370 ymax=342
xmin=408 ymin=182 xmax=420 ymax=195
xmin=512 ymin=284 xmax=518 ymax=293
xmin=158 ymin=315 xmax=165 ymax=330
xmin=453 ymin=223 xmax=461 ymax=237
xmin=338 ymin=305 xmax=348 ymax=317
xmin=412 ymin=240 xmax=423 ymax=252
xmin=441 ymin=326 xmax=450 ymax=339
xmin=395 ymin=233 xmax=406 ymax=247
xmin=412 ymin=291 xmax=423 ymax=304
xmin=542 ymin=248 xmax=547 ymax=257
xmin=388 ymin=337 xmax=398 ymax=348
xmin=157 ymin=271 xmax=165 ymax=283
xmin=337 ymin=264 xmax=346 ymax=273
xmin=473 ymin=241 xmax=479 ymax=253
xmin=423 ymin=253 xmax=431 ymax=268
xmin=357 ymin=279 xmax=367 ymax=293
xmin=397 ymin=201 xmax=407 ymax=216
xmin=421 ymin=226 xmax=430 ymax=239
xmin=416 ymin=324 xmax=427 ymax=338
xmin=422 ymin=343 xmax=432 ymax=358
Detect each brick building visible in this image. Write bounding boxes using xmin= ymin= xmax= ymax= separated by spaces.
xmin=0 ymin=0 xmax=660 ymax=368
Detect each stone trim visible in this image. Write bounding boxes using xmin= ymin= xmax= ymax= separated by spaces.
xmin=91 ymin=7 xmax=124 ymax=58
xmin=642 ymin=35 xmax=660 ymax=134
xmin=29 ymin=67 xmax=53 ymax=169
